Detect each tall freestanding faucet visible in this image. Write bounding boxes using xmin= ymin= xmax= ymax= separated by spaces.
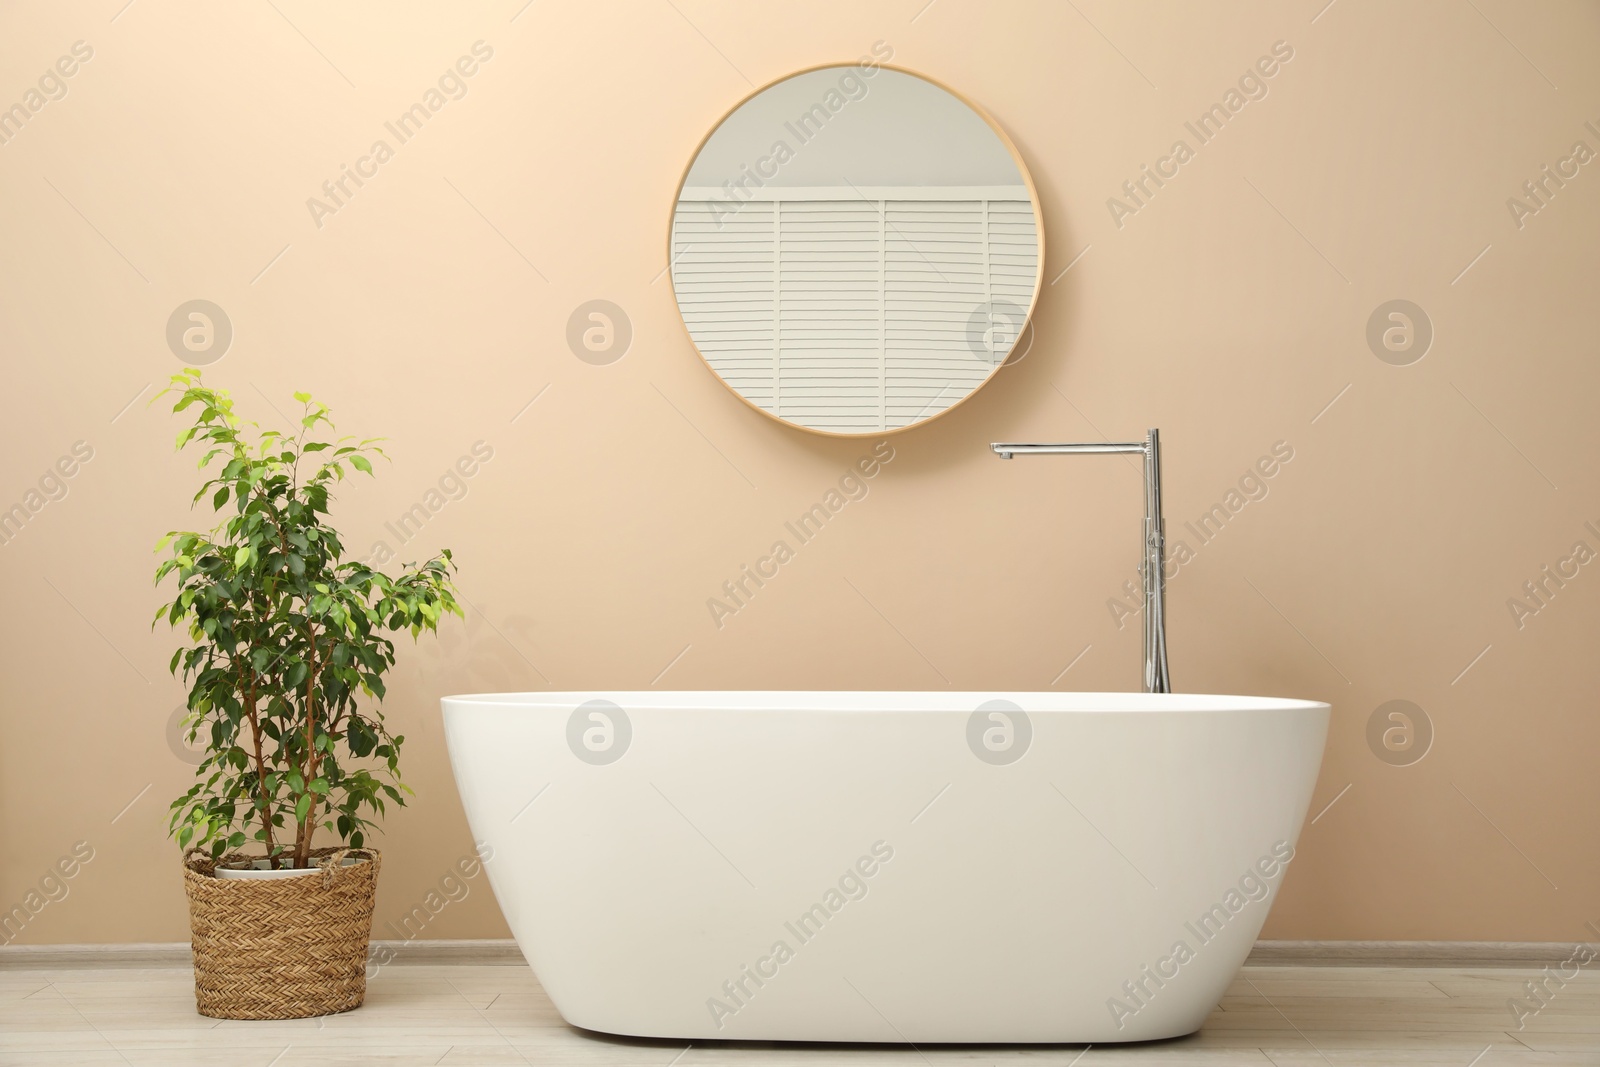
xmin=991 ymin=429 xmax=1171 ymax=694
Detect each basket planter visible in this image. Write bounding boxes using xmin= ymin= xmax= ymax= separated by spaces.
xmin=182 ymin=846 xmax=380 ymax=1020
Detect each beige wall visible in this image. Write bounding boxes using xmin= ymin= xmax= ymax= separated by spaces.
xmin=2 ymin=0 xmax=1597 ymax=946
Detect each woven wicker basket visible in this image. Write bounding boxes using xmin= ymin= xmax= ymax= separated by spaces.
xmin=182 ymin=846 xmax=380 ymax=1020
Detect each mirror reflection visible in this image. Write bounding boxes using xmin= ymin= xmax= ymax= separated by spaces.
xmin=672 ymin=64 xmax=1042 ymax=435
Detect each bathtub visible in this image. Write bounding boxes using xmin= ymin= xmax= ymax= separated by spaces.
xmin=441 ymin=691 xmax=1329 ymax=1043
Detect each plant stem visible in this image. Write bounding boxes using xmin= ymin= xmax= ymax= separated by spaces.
xmin=293 ymin=621 xmax=318 ymax=868
xmin=241 ymin=672 xmax=278 ymax=867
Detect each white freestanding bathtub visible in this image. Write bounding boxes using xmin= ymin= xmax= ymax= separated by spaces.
xmin=441 ymin=691 xmax=1329 ymax=1043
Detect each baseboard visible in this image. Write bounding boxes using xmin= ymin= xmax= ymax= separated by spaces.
xmin=0 ymin=943 xmax=192 ymax=968
xmin=0 ymin=938 xmax=526 ymax=969
xmin=372 ymin=938 xmax=525 ymax=964
xmin=0 ymin=939 xmax=1577 ymax=970
xmin=1247 ymin=940 xmax=1577 ymax=967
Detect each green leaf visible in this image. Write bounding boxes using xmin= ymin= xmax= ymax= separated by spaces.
xmin=233 ymin=546 xmax=250 ymax=570
xmin=294 ymin=793 xmax=312 ymax=824
xmin=349 ymin=455 xmax=372 ymax=474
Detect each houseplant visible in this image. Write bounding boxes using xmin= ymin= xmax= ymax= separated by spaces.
xmin=153 ymin=369 xmax=461 ymax=1019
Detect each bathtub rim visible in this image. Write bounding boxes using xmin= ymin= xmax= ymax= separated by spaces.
xmin=440 ymin=691 xmax=1330 ymax=714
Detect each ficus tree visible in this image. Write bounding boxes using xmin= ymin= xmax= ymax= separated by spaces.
xmin=154 ymin=369 xmax=461 ymax=869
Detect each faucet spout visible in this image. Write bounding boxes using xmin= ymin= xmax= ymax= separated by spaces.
xmin=990 ymin=429 xmax=1172 ymax=694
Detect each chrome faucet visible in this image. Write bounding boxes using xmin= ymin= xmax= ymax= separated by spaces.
xmin=991 ymin=429 xmax=1171 ymax=694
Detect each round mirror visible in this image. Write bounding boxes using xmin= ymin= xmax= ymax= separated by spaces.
xmin=670 ymin=63 xmax=1043 ymax=437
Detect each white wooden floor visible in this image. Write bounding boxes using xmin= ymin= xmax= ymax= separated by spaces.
xmin=2 ymin=959 xmax=1596 ymax=1066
